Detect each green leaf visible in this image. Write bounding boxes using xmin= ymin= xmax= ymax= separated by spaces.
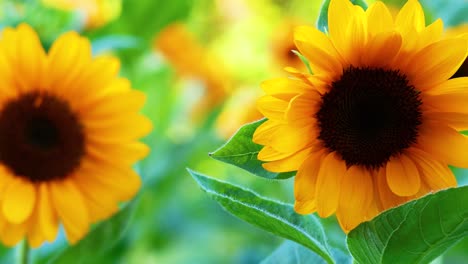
xmin=210 ymin=119 xmax=295 ymax=180
xmin=188 ymin=170 xmax=334 ymax=264
xmin=317 ymin=0 xmax=368 ymax=33
xmin=347 ymin=186 xmax=468 ymax=264
xmin=292 ymin=50 xmax=313 ymax=74
xmin=48 ymin=203 xmax=136 ymax=264
xmin=261 ymin=240 xmax=351 ymax=264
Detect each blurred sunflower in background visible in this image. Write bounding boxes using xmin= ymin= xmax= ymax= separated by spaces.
xmin=41 ymin=0 xmax=121 ymax=29
xmin=154 ymin=23 xmax=231 ymax=126
xmin=0 ymin=24 xmax=150 ymax=247
xmin=254 ymin=0 xmax=468 ymax=231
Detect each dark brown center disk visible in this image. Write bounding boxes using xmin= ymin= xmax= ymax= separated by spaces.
xmin=316 ymin=66 xmax=422 ymax=168
xmin=0 ymin=92 xmax=85 ymax=182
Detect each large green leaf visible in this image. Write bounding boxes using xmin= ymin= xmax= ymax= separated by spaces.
xmin=47 ymin=203 xmax=136 ymax=264
xmin=189 ymin=170 xmax=334 ymax=264
xmin=347 ymin=186 xmax=468 ymax=264
xmin=210 ymin=119 xmax=295 ymax=180
xmin=261 ymin=240 xmax=351 ymax=264
xmin=317 ymin=0 xmax=368 ymax=33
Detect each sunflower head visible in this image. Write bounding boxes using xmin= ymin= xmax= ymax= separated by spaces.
xmin=254 ymin=0 xmax=468 ymax=232
xmin=0 ymin=23 xmax=151 ymax=247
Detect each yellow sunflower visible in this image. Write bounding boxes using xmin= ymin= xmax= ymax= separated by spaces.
xmin=155 ymin=23 xmax=231 ymax=122
xmin=270 ymin=20 xmax=307 ymax=73
xmin=0 ymin=24 xmax=151 ymax=247
xmin=42 ymin=0 xmax=121 ymax=29
xmin=254 ymin=0 xmax=468 ymax=232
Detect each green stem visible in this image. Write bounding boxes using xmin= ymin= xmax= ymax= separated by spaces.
xmin=18 ymin=240 xmax=30 ymax=264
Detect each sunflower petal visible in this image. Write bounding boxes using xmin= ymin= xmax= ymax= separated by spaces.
xmin=294 ymin=151 xmax=324 ymax=214
xmin=315 ymin=152 xmax=345 ymax=218
xmin=37 ymin=184 xmax=59 ymax=241
xmin=417 ymin=121 xmax=468 ymax=168
xmin=408 ymin=148 xmax=457 ymax=190
xmin=406 ymin=39 xmax=468 ymax=89
xmin=366 ymin=1 xmax=394 ymax=36
xmin=337 ymin=166 xmax=373 ymax=232
xmin=363 ymin=31 xmax=402 ymax=67
xmin=396 ymin=0 xmax=425 ymax=35
xmin=386 ymin=154 xmax=420 ymax=196
xmin=2 ymin=178 xmax=36 ymax=224
xmin=262 ymin=147 xmax=314 ymax=172
xmin=50 ymin=180 xmax=89 ymax=244
xmin=376 ymin=168 xmax=410 ymax=210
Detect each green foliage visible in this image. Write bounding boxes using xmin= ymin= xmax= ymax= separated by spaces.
xmin=189 ymin=170 xmax=334 ymax=264
xmin=210 ymin=119 xmax=295 ymax=180
xmin=347 ymin=186 xmax=468 ymax=264
xmin=317 ymin=0 xmax=368 ymax=33
xmin=48 ymin=203 xmax=136 ymax=264
xmin=261 ymin=241 xmax=351 ymax=264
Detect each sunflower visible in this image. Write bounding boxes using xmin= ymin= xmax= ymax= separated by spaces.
xmin=155 ymin=23 xmax=231 ymax=122
xmin=42 ymin=0 xmax=121 ymax=29
xmin=0 ymin=24 xmax=151 ymax=247
xmin=270 ymin=20 xmax=307 ymax=73
xmin=254 ymin=0 xmax=468 ymax=232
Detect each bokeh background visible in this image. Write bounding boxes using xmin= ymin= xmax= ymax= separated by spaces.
xmin=0 ymin=0 xmax=467 ymax=263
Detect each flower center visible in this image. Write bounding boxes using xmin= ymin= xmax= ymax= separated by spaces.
xmin=0 ymin=92 xmax=85 ymax=182
xmin=316 ymin=66 xmax=422 ymax=168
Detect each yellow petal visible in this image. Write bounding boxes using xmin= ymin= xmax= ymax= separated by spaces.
xmin=261 ymin=77 xmax=310 ymax=100
xmin=86 ymin=141 xmax=149 ymax=168
xmin=285 ymin=93 xmax=319 ymax=124
xmin=50 ymin=180 xmax=89 ymax=244
xmin=84 ymin=114 xmax=152 ymax=141
xmin=2 ymin=177 xmax=36 ymax=224
xmin=345 ymin=6 xmax=368 ymax=66
xmin=363 ymin=31 xmax=402 ymax=67
xmin=366 ymin=1 xmax=394 ymax=36
xmin=47 ymin=31 xmax=92 ymax=90
xmin=386 ymin=154 xmax=420 ymax=196
xmin=80 ymin=90 xmax=146 ymax=118
xmin=376 ymin=168 xmax=410 ymax=210
xmin=315 ymin=152 xmax=346 ymax=218
xmin=417 ymin=121 xmax=468 ymax=168
xmin=253 ymin=120 xmax=280 ymax=145
xmin=408 ymin=148 xmax=457 ymax=190
xmin=426 ymin=77 xmax=468 ymax=95
xmin=425 ymin=111 xmax=468 ymax=130
xmin=16 ymin=24 xmax=47 ymax=90
xmin=294 ymin=150 xmax=325 ymax=214
xmin=295 ymin=40 xmax=343 ymax=77
xmin=415 ymin=19 xmax=443 ymax=50
xmin=73 ymin=177 xmax=119 ymax=222
xmin=328 ymin=0 xmax=355 ymax=60
xmin=337 ymin=166 xmax=373 ymax=232
xmin=269 ymin=122 xmax=316 ymax=153
xmin=37 ymin=184 xmax=59 ymax=242
xmin=396 ymin=0 xmax=425 ymax=35
xmin=406 ymin=39 xmax=467 ymax=89
xmin=0 ymin=221 xmax=27 ymax=247
xmin=262 ymin=147 xmax=314 ymax=173
xmin=258 ymin=146 xmax=293 ymax=162
xmin=257 ymin=95 xmax=289 ymax=121
xmin=78 ymin=162 xmax=142 ymax=201
xmin=294 ymin=25 xmax=344 ymax=70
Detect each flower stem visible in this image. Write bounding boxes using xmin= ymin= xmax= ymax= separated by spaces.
xmin=17 ymin=240 xmax=29 ymax=264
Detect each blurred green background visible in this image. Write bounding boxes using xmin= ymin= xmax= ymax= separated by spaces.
xmin=0 ymin=0 xmax=466 ymax=263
